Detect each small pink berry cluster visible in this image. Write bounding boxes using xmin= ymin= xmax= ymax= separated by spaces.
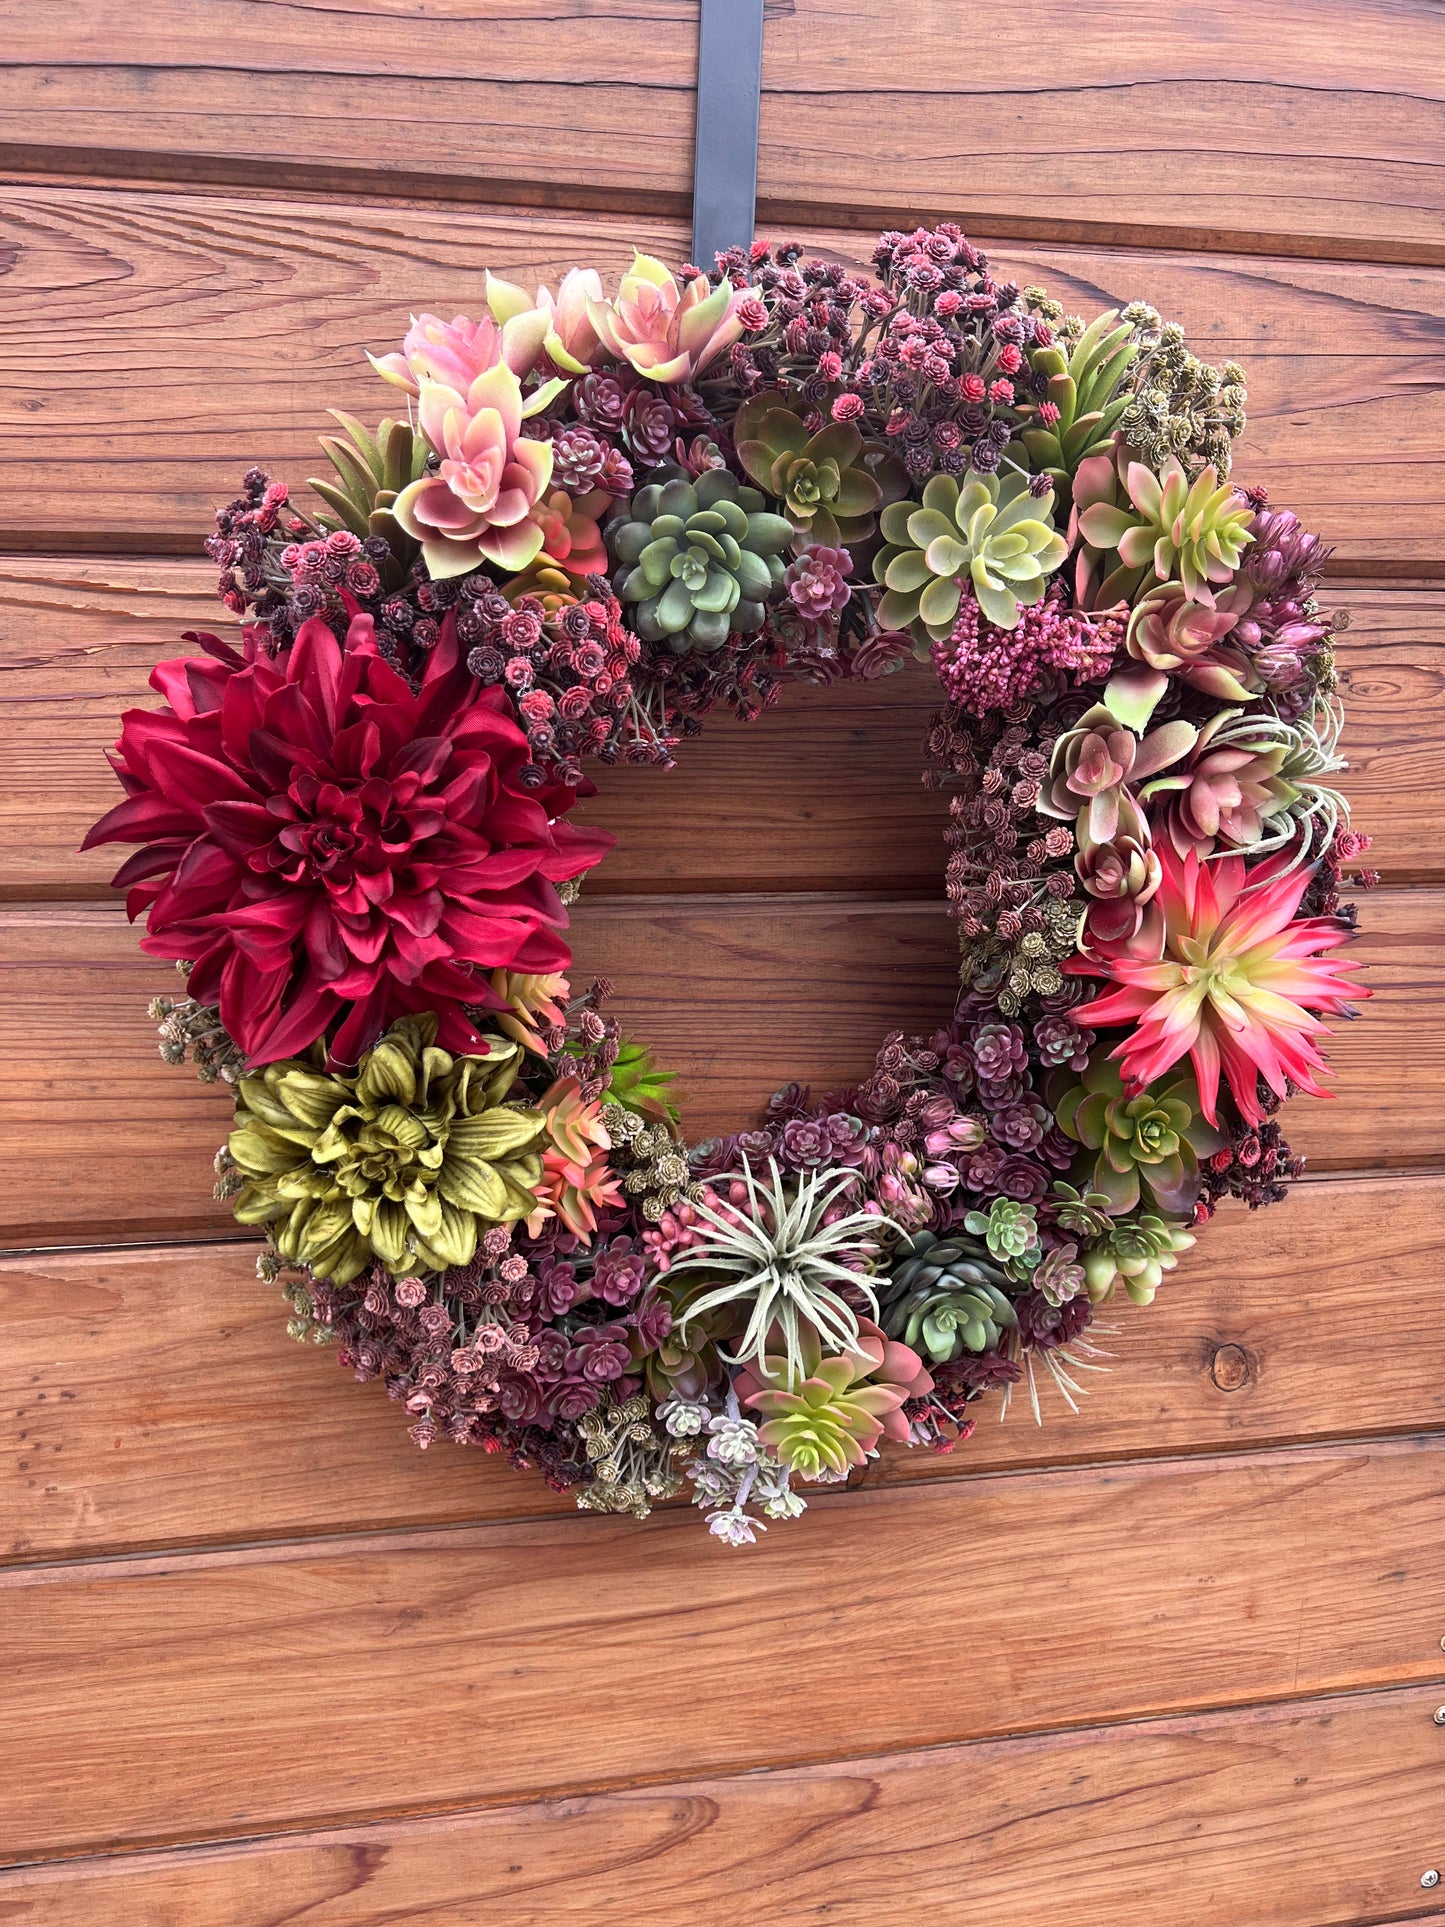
xmin=932 ymin=589 xmax=1124 ymax=716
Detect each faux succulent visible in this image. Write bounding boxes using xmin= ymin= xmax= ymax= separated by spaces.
xmin=1039 ymin=704 xmax=1198 ymax=846
xmin=875 ymin=470 xmax=1068 ymax=639
xmin=734 ymin=394 xmax=884 ymax=546
xmin=602 ymin=1037 xmax=681 ymax=1125
xmin=307 ymin=410 xmax=428 ymax=576
xmin=228 ymin=1015 xmax=544 ymax=1283
xmin=963 ymin=1199 xmax=1042 ymax=1274
xmin=528 ymin=1078 xmax=623 ymax=1242
xmin=880 ymin=1229 xmax=1017 ymax=1362
xmin=1122 ymin=579 xmax=1260 ymax=709
xmin=734 ymin=1320 xmax=932 ymax=1478
xmin=1139 ymin=702 xmax=1351 ymax=865
xmin=1036 ymin=701 xmax=1197 ymax=948
xmin=663 ymin=1159 xmax=883 ymax=1382
xmin=392 ymin=361 xmax=558 ymax=580
xmin=1082 ymin=1214 xmax=1197 ymax=1306
xmin=608 ymin=468 xmax=793 ymax=652
xmin=586 ymin=251 xmax=757 ymax=385
xmin=1019 ymin=307 xmax=1139 ymax=494
xmin=1076 ymin=451 xmax=1254 ymax=601
xmin=1053 ymin=1056 xmax=1225 ymax=1218
xmin=1066 ymin=844 xmax=1369 ymax=1128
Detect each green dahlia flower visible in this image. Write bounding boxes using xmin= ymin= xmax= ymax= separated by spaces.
xmin=229 ymin=1013 xmax=544 ymax=1283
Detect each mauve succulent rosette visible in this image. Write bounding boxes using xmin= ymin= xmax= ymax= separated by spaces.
xmin=87 ymin=224 xmax=1371 ymax=1545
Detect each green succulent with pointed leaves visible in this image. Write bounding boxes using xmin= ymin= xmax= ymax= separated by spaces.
xmin=602 ymin=1037 xmax=681 ymax=1126
xmin=229 ymin=1014 xmax=544 ymax=1284
xmin=608 ymin=467 xmax=794 ymax=653
xmin=1075 ymin=452 xmax=1254 ymax=601
xmin=307 ymin=410 xmax=429 ymax=578
xmin=1020 ymin=308 xmax=1139 ymax=497
xmin=874 ymin=469 xmax=1068 ymax=642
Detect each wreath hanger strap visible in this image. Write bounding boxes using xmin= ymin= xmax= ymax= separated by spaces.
xmin=690 ymin=0 xmax=765 ymax=267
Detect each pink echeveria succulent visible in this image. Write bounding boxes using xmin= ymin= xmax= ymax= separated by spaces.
xmin=586 ymin=252 xmax=759 ymax=385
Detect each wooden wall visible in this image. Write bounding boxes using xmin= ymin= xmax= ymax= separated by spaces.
xmin=1 ymin=4 xmax=1443 ymax=1919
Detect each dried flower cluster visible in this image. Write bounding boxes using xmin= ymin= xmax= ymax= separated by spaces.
xmin=88 ymin=227 xmax=1368 ymax=1545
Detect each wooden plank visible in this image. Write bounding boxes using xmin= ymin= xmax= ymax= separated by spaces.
xmin=1 ymin=1689 xmax=1441 ymax=1924
xmin=0 ymin=890 xmax=1426 ymax=1249
xmin=3 ymin=562 xmax=1438 ymax=895
xmin=3 ymin=1176 xmax=1442 ymax=1565
xmin=1 ymin=1 xmax=1441 ymax=262
xmin=0 ymin=556 xmax=957 ymax=900
xmin=1 ymin=189 xmax=1442 ymax=563
xmin=2 ymin=1438 xmax=1444 ymax=1857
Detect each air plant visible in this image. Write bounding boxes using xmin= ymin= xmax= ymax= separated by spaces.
xmin=664 ymin=1158 xmax=885 ymax=1382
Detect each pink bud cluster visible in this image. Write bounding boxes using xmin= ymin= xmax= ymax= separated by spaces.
xmin=932 ymin=590 xmax=1124 ymax=717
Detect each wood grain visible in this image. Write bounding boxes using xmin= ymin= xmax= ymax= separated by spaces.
xmin=1 ymin=1 xmax=1441 ymax=261
xmin=3 ymin=1437 xmax=1445 ymax=1857
xmin=1 ymin=189 xmax=1442 ymax=561
xmin=1 ymin=1689 xmax=1441 ymax=1924
xmin=4 ymin=560 xmax=1439 ymax=894
xmin=0 ymin=889 xmax=1421 ymax=1249
xmin=4 ymin=1176 xmax=1442 ymax=1565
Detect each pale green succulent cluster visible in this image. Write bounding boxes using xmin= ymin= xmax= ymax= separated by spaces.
xmin=608 ymin=468 xmax=793 ymax=653
xmin=874 ymin=470 xmax=1068 ymax=642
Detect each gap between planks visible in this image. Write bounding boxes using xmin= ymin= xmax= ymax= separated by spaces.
xmin=1 ymin=161 xmax=1443 ymax=274
xmin=0 ymin=1677 xmax=1441 ymax=1888
xmin=7 ymin=1427 xmax=1445 ymax=1586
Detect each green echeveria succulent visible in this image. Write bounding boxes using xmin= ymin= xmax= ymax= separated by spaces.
xmin=1075 ymin=452 xmax=1254 ymax=601
xmin=963 ymin=1198 xmax=1042 ymax=1274
xmin=874 ymin=469 xmax=1068 ymax=641
xmin=734 ymin=393 xmax=885 ymax=546
xmin=880 ymin=1229 xmax=1017 ymax=1362
xmin=229 ymin=1014 xmax=544 ymax=1284
xmin=608 ymin=466 xmax=794 ymax=653
xmin=1081 ymin=1213 xmax=1197 ymax=1306
xmin=1053 ymin=1056 xmax=1226 ymax=1218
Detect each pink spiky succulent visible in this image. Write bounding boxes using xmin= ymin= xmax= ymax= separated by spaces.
xmin=586 ymin=252 xmax=758 ymax=385
xmin=1065 ymin=844 xmax=1369 ymax=1127
xmin=392 ymin=362 xmax=557 ymax=580
xmin=527 ymin=1078 xmax=624 ymax=1241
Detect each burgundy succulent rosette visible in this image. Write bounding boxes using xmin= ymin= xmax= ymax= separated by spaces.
xmin=85 ymin=227 xmax=1370 ymax=1545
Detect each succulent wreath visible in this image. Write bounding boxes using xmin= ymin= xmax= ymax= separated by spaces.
xmin=84 ymin=227 xmax=1373 ymax=1545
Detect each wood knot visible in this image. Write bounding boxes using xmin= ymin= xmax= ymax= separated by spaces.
xmin=1210 ymin=1343 xmax=1252 ymax=1392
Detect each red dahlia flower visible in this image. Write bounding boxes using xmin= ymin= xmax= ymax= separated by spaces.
xmin=1064 ymin=844 xmax=1368 ymax=1128
xmin=83 ymin=610 xmax=613 ymax=1066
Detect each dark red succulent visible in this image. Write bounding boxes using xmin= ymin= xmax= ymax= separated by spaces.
xmin=83 ymin=608 xmax=612 ymax=1065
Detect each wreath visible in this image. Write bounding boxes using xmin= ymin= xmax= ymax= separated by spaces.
xmin=83 ymin=227 xmax=1373 ymax=1546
